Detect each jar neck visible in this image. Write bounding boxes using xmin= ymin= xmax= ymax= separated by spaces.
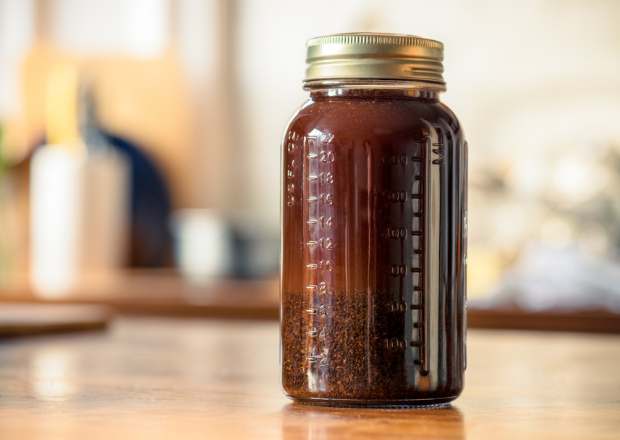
xmin=305 ymin=80 xmax=444 ymax=101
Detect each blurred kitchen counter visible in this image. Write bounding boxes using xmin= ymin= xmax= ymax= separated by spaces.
xmin=0 ymin=271 xmax=280 ymax=320
xmin=1 ymin=271 xmax=620 ymax=332
xmin=0 ymin=318 xmax=618 ymax=439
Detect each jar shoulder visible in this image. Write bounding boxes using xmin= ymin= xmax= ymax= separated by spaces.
xmin=285 ymin=97 xmax=464 ymax=141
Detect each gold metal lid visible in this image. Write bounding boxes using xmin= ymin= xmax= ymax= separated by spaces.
xmin=304 ymin=32 xmax=445 ymax=89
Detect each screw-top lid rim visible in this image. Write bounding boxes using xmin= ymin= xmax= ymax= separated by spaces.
xmin=304 ymin=32 xmax=445 ymax=89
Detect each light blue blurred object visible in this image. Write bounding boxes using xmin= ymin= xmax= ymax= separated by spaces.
xmin=473 ymin=244 xmax=620 ymax=312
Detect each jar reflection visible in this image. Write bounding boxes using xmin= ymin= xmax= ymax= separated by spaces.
xmin=281 ymin=403 xmax=465 ymax=440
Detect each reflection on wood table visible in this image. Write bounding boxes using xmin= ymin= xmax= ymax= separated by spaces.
xmin=0 ymin=318 xmax=618 ymax=439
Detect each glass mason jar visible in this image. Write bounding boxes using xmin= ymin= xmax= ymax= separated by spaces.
xmin=281 ymin=33 xmax=467 ymax=407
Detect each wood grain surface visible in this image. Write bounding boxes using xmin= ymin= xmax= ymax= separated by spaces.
xmin=0 ymin=318 xmax=618 ymax=439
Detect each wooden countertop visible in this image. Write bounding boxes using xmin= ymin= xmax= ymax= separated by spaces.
xmin=0 ymin=318 xmax=618 ymax=439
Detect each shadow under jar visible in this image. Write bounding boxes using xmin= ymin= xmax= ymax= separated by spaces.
xmin=281 ymin=33 xmax=467 ymax=407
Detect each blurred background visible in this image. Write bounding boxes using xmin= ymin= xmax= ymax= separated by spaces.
xmin=1 ymin=0 xmax=619 ymax=332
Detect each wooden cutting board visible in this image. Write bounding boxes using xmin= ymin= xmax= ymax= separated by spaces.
xmin=0 ymin=304 xmax=111 ymax=337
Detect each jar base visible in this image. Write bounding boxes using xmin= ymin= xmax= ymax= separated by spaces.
xmin=289 ymin=395 xmax=458 ymax=409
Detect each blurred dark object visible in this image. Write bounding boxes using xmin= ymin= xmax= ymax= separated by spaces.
xmin=103 ymin=132 xmax=174 ymax=267
xmin=79 ymin=83 xmax=174 ymax=267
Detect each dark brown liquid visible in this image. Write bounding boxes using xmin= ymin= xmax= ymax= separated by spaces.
xmin=281 ymin=87 xmax=467 ymax=406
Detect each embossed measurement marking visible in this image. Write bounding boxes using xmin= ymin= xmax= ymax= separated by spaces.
xmin=303 ymin=134 xmax=336 ymax=381
xmin=379 ymin=150 xmax=430 ymax=377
